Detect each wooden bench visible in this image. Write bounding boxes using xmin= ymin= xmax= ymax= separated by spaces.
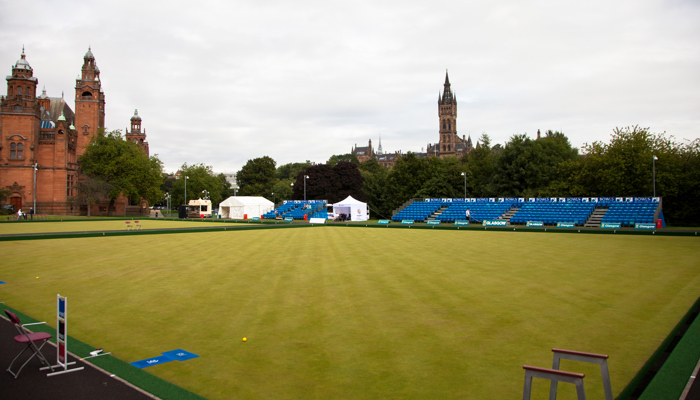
xmin=125 ymin=221 xmax=132 ymax=231
xmin=550 ymin=348 xmax=612 ymax=400
xmin=523 ymin=365 xmax=586 ymax=400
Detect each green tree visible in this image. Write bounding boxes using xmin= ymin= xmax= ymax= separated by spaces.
xmin=327 ymin=153 xmax=360 ymax=166
xmin=237 ymin=156 xmax=277 ymax=197
xmin=463 ymin=134 xmax=498 ymax=197
xmin=276 ymin=161 xmax=311 ymax=180
xmin=554 ymin=126 xmax=700 ymax=225
xmin=79 ymin=129 xmax=164 ymax=215
xmin=491 ymin=131 xmax=578 ymax=197
xmin=360 ymin=159 xmax=391 ymax=218
xmin=72 ymin=177 xmax=113 ymax=217
xmin=171 ymin=163 xmax=226 ymax=207
xmin=383 ymin=153 xmax=430 ymax=212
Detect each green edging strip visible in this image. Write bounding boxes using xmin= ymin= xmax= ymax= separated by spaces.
xmin=615 ymin=295 xmax=700 ymax=400
xmin=0 ymin=223 xmax=312 ymax=241
xmin=2 ymin=305 xmax=206 ymax=400
xmin=639 ymin=306 xmax=700 ymax=399
xmin=1 ymin=220 xmax=698 ymax=242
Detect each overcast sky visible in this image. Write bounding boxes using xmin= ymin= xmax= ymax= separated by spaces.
xmin=2 ymin=0 xmax=699 ymax=173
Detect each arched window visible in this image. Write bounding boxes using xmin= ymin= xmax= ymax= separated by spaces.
xmin=17 ymin=143 xmax=23 ymax=158
xmin=442 ymin=120 xmax=446 ymax=130
xmin=8 ymin=86 xmax=12 ymax=96
xmin=448 ymin=120 xmax=451 ymax=130
xmin=17 ymin=86 xmax=22 ymax=95
xmin=27 ymin=86 xmax=31 ymax=97
xmin=448 ymin=144 xmax=451 ymax=151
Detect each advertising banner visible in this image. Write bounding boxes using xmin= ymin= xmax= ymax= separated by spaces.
xmin=557 ymin=222 xmax=576 ymax=228
xmin=635 ymin=223 xmax=656 ymax=230
xmin=454 ymin=221 xmax=470 ymax=226
xmin=427 ymin=220 xmax=440 ymax=225
xmin=401 ymin=220 xmax=414 ymax=225
xmin=601 ymin=222 xmax=621 ymax=229
xmin=526 ymin=221 xmax=544 ymax=227
xmin=484 ymin=220 xmax=507 ymax=227
xmin=378 ymin=220 xmax=390 ymax=224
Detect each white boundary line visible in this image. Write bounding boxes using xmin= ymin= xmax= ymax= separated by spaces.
xmin=680 ymin=357 xmax=700 ymax=400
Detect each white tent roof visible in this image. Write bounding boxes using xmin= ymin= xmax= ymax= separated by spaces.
xmin=333 ymin=196 xmax=365 ymax=207
xmin=218 ymin=196 xmax=274 ymax=219
xmin=332 ymin=196 xmax=368 ymax=221
xmin=219 ymin=196 xmax=273 ymax=207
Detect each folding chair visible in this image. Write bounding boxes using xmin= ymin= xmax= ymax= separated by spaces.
xmin=125 ymin=221 xmax=132 ymax=230
xmin=134 ymin=221 xmax=141 ymax=230
xmin=4 ymin=310 xmax=55 ymax=378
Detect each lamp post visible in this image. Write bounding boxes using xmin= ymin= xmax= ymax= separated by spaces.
xmin=184 ymin=176 xmax=189 ymax=205
xmin=653 ymin=155 xmax=658 ymax=197
xmin=272 ymin=192 xmax=275 ymax=205
xmin=202 ymin=190 xmax=209 ymax=200
xmin=304 ymin=175 xmax=309 ymax=201
xmin=164 ymin=193 xmax=170 ymax=216
xmin=460 ymin=172 xmax=466 ymax=199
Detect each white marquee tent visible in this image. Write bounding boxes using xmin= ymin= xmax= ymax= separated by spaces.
xmin=332 ymin=196 xmax=369 ymax=221
xmin=218 ymin=196 xmax=274 ymax=219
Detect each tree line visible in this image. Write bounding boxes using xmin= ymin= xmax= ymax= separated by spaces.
xmin=235 ymin=126 xmax=699 ymax=225
xmin=75 ymin=127 xmax=699 ymax=225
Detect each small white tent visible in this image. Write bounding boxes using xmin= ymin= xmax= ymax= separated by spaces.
xmin=218 ymin=196 xmax=274 ymax=219
xmin=332 ymin=196 xmax=369 ymax=221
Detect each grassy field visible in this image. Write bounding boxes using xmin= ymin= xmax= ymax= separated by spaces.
xmin=1 ymin=225 xmax=699 ymax=399
xmin=0 ymin=219 xmax=243 ymax=235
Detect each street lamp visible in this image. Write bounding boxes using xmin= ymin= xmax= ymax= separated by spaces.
xmin=272 ymin=192 xmax=275 ymax=205
xmin=460 ymin=172 xmax=466 ymax=199
xmin=165 ymin=193 xmax=171 ymax=214
xmin=184 ymin=176 xmax=189 ymax=205
xmin=303 ymin=175 xmax=309 ymax=201
xmin=653 ymin=155 xmax=658 ymax=197
xmin=202 ymin=190 xmax=209 ymax=200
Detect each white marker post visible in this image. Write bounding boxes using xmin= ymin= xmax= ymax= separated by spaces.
xmin=42 ymin=294 xmax=84 ymax=376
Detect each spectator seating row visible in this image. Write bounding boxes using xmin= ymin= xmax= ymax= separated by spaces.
xmin=510 ymin=203 xmax=596 ymax=226
xmin=436 ymin=202 xmax=514 ymax=223
xmin=601 ymin=203 xmax=657 ymax=226
xmin=392 ymin=201 xmax=442 ymax=222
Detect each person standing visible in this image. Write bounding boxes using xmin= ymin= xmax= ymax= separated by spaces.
xmin=465 ymin=208 xmax=471 ymax=222
xmin=29 ymin=208 xmax=34 ymax=220
xmin=17 ymin=208 xmax=22 ymax=220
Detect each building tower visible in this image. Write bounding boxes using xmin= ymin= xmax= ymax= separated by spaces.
xmin=74 ymin=47 xmax=105 ymax=156
xmin=0 ymin=48 xmax=40 ymax=211
xmin=438 ymin=71 xmax=457 ymax=156
xmin=126 ymin=109 xmax=149 ymax=156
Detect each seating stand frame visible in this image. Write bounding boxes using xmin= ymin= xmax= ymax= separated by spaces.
xmin=523 ymin=365 xmax=586 ymax=400
xmin=550 ymin=348 xmax=612 ymax=400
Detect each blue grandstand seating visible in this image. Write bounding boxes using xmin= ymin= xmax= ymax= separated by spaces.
xmin=392 ymin=201 xmax=442 ymax=222
xmin=263 ymin=201 xmax=327 ymax=220
xmin=510 ymin=202 xmax=595 ymax=226
xmin=436 ymin=202 xmax=515 ymax=223
xmin=600 ymin=201 xmax=658 ymax=227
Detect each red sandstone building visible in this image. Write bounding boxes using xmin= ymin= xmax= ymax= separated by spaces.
xmin=0 ymin=48 xmax=148 ymax=215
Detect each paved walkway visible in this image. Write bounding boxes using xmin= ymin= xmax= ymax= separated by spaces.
xmin=1 ymin=316 xmax=157 ymax=400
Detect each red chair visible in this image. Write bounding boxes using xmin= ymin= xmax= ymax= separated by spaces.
xmin=4 ymin=310 xmax=55 ymax=378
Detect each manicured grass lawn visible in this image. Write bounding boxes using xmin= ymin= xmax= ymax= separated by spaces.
xmin=1 ymin=227 xmax=699 ymax=399
xmin=0 ymin=220 xmax=243 ymax=235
